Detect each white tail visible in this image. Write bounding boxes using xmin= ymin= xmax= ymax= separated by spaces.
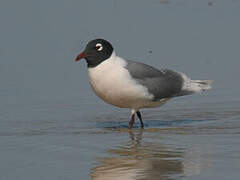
xmin=190 ymin=80 xmax=213 ymax=92
xmin=178 ymin=72 xmax=213 ymax=96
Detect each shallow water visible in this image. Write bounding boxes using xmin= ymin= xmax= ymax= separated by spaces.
xmin=1 ymin=0 xmax=240 ymax=180
xmin=1 ymin=99 xmax=240 ymax=180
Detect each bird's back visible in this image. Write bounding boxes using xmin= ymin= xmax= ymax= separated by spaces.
xmin=125 ymin=60 xmax=184 ymax=100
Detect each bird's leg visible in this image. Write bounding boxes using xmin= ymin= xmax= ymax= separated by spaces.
xmin=136 ymin=111 xmax=144 ymax=128
xmin=128 ymin=110 xmax=135 ymax=129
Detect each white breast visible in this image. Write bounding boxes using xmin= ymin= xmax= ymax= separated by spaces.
xmin=88 ymin=52 xmax=154 ymax=109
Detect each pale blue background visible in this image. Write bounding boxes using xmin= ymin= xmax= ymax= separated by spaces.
xmin=1 ymin=0 xmax=240 ymax=180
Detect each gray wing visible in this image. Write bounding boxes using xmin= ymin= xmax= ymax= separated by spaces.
xmin=125 ymin=60 xmax=184 ymax=101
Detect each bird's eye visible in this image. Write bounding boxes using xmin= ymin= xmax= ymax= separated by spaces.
xmin=96 ymin=43 xmax=103 ymax=51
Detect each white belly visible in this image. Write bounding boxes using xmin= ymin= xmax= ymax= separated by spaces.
xmin=88 ymin=53 xmax=169 ymax=109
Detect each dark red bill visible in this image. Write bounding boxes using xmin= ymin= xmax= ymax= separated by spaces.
xmin=75 ymin=52 xmax=86 ymax=62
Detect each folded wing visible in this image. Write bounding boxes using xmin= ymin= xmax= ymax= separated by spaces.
xmin=125 ymin=60 xmax=184 ymax=101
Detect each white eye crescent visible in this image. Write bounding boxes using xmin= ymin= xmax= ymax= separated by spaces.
xmin=96 ymin=43 xmax=103 ymax=51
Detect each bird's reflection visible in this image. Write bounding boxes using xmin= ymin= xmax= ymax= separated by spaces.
xmin=91 ymin=130 xmax=185 ymax=180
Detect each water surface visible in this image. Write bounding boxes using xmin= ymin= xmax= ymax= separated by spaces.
xmin=1 ymin=0 xmax=240 ymax=180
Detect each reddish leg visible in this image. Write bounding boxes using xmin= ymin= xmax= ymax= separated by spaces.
xmin=128 ymin=113 xmax=135 ymax=129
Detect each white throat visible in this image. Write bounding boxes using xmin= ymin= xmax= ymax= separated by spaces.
xmin=87 ymin=51 xmax=154 ymax=109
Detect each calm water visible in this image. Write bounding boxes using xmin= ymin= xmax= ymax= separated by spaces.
xmin=1 ymin=0 xmax=240 ymax=180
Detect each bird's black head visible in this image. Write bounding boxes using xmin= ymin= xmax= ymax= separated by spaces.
xmin=75 ymin=39 xmax=114 ymax=68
